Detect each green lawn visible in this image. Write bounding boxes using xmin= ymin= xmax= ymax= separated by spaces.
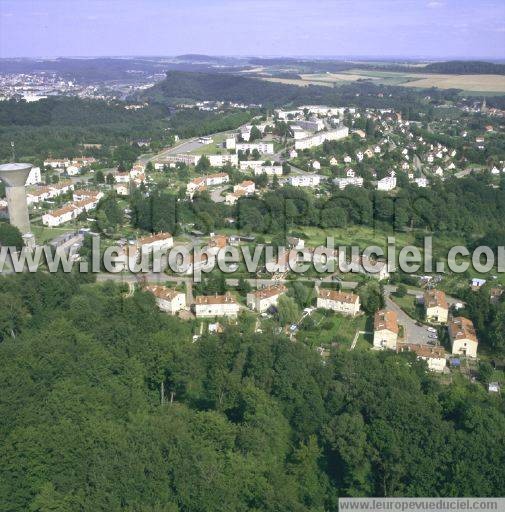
xmin=390 ymin=293 xmax=424 ymax=321
xmin=297 ymin=225 xmax=415 ymax=250
xmin=297 ymin=310 xmax=368 ymax=349
xmin=190 ymin=132 xmax=233 ymax=155
xmin=31 ymin=225 xmax=77 ymax=244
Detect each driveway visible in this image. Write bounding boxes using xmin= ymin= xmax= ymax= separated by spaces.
xmin=209 ymin=186 xmax=228 ymax=203
xmin=384 ymin=291 xmax=433 ymax=345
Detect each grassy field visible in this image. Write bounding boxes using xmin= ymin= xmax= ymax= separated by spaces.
xmin=31 ymin=225 xmax=76 ymax=244
xmin=296 ymin=225 xmax=416 ymax=250
xmin=190 ymin=132 xmax=233 ymax=155
xmin=297 ymin=310 xmax=368 ymax=349
xmin=400 ymin=74 xmax=505 ymax=93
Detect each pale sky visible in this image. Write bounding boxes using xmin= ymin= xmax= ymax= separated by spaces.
xmin=0 ymin=0 xmax=504 ymax=59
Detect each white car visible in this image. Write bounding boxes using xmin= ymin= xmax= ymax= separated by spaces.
xmin=427 ymin=327 xmax=437 ymax=333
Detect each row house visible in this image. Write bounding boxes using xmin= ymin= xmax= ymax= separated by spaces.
xmin=27 ymin=180 xmax=75 ymax=205
xmin=186 ymin=173 xmax=229 ymax=198
xmin=145 ymin=285 xmax=186 ymax=315
xmin=288 ymin=174 xmax=322 ymax=187
xmin=294 ymin=126 xmax=349 ymax=150
xmin=333 ymin=176 xmax=364 ymax=190
xmin=138 ymin=232 xmax=174 ymax=252
xmin=193 ymin=292 xmax=240 ymax=318
xmin=247 ymin=284 xmax=287 ymax=313
xmin=316 ymin=289 xmax=361 ymax=316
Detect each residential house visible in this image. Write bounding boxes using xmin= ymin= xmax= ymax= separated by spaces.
xmin=424 ymin=289 xmax=449 ymax=323
xmin=42 ymin=204 xmax=79 ymax=227
xmin=138 ymin=232 xmax=174 ymax=253
xmin=316 ymin=289 xmax=361 ymax=316
xmin=115 ymin=171 xmax=130 ymax=183
xmin=289 ymin=175 xmax=321 ymax=187
xmin=225 ymin=180 xmax=255 ymax=204
xmin=296 ymin=118 xmax=325 ymax=132
xmin=145 ymin=285 xmax=186 ymax=314
xmin=186 ymin=173 xmax=229 ymax=198
xmin=239 ymin=160 xmax=265 ymax=171
xmin=193 ymin=292 xmax=240 ymax=318
xmin=333 ymin=176 xmax=364 ymax=189
xmin=373 ymin=309 xmax=399 ymax=350
xmin=114 ymin=183 xmax=129 ymax=196
xmin=207 ymin=233 xmax=228 ymax=255
xmin=377 ymin=175 xmax=397 ymax=191
xmin=449 ymin=316 xmax=478 ymax=358
xmin=207 ymin=154 xmax=239 ymax=167
xmin=397 ymin=343 xmax=446 ymax=372
xmin=246 ymin=284 xmax=287 ymax=313
xmin=235 ymin=142 xmax=274 ymax=154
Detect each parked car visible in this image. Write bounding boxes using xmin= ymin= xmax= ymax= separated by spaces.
xmin=427 ymin=327 xmax=437 ymax=333
xmin=428 ymin=334 xmax=438 ymax=339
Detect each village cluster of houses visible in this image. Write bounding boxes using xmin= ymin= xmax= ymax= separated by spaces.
xmin=27 ymin=180 xmax=74 ymax=205
xmin=42 ymin=189 xmax=104 ymax=227
xmin=372 ymin=288 xmax=479 ymax=373
xmin=113 ymin=163 xmax=149 ymax=195
xmin=43 ymin=156 xmax=97 ymax=176
xmin=186 ymin=172 xmax=230 ymax=199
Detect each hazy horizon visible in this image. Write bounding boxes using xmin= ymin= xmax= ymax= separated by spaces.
xmin=1 ymin=0 xmax=504 ymax=60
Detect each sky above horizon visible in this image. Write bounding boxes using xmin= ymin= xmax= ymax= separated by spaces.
xmin=0 ymin=0 xmax=504 ymax=60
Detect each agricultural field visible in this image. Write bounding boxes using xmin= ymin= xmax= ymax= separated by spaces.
xmin=399 ymin=73 xmax=505 ymax=93
xmin=258 ymin=77 xmax=335 ymax=88
xmin=260 ymin=68 xmax=505 ymax=94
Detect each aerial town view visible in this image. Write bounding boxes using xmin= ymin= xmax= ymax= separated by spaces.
xmin=0 ymin=0 xmax=504 ymax=510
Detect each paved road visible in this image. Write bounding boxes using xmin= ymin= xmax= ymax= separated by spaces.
xmin=150 ymin=139 xmax=203 ymax=162
xmin=384 ymin=290 xmax=432 ymax=345
xmin=166 ymin=139 xmax=204 ymax=155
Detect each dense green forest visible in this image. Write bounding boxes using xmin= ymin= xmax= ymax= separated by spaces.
xmin=167 ymin=109 xmax=255 ymax=138
xmin=0 ymin=272 xmax=503 ymax=511
xmin=0 ymin=97 xmax=169 ymax=161
xmin=368 ymin=60 xmax=505 ymax=75
xmin=414 ymin=60 xmax=505 ymax=75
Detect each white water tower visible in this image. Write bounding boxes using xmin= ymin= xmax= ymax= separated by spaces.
xmin=0 ymin=162 xmax=32 ymax=234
